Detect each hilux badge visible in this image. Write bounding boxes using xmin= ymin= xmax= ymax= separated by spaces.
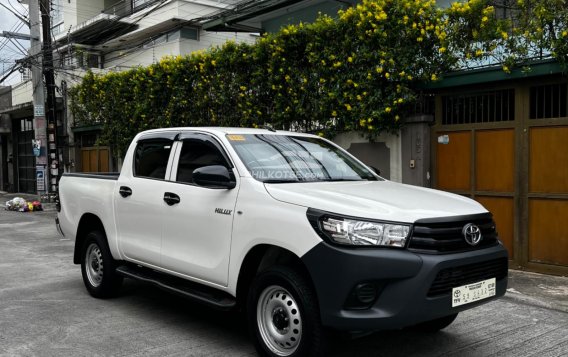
xmin=462 ymin=223 xmax=482 ymax=246
xmin=215 ymin=208 xmax=232 ymax=215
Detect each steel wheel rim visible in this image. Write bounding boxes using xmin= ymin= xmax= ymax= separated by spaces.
xmin=257 ymin=285 xmax=302 ymax=356
xmin=85 ymin=243 xmax=103 ymax=287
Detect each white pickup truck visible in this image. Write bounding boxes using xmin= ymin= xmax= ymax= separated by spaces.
xmin=57 ymin=127 xmax=508 ymax=357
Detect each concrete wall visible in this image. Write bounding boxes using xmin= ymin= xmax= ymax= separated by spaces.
xmin=76 ymin=0 xmax=106 ymax=25
xmin=11 ymin=81 xmax=33 ymax=107
xmin=333 ymin=131 xmax=402 ymax=183
xmin=103 ymin=30 xmax=253 ymax=69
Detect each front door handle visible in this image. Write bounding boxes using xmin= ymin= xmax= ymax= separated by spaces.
xmin=163 ymin=192 xmax=180 ymax=206
xmin=119 ymin=186 xmax=132 ymax=198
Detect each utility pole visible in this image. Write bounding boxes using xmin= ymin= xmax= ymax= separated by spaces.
xmin=40 ymin=0 xmax=59 ymax=193
xmin=28 ymin=0 xmax=49 ymax=195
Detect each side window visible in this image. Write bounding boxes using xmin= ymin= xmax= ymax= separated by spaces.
xmin=176 ymin=138 xmax=230 ymax=184
xmin=134 ymin=139 xmax=173 ymax=179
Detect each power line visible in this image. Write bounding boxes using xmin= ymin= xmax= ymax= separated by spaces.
xmin=7 ymin=0 xmax=28 ymax=19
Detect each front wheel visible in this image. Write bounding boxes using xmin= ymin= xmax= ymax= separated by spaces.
xmin=247 ymin=265 xmax=326 ymax=357
xmin=80 ymin=230 xmax=122 ymax=298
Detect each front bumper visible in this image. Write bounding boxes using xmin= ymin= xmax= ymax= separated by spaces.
xmin=301 ymin=242 xmax=508 ymax=331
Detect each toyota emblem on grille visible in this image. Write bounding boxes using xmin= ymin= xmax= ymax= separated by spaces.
xmin=462 ymin=223 xmax=482 ymax=246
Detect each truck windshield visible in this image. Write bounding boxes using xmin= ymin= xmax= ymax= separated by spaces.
xmin=227 ymin=134 xmax=379 ymax=183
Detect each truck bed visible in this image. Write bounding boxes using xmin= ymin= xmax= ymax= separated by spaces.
xmin=62 ymin=172 xmax=120 ymax=180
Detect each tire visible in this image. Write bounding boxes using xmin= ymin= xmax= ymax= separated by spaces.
xmin=80 ymin=230 xmax=123 ymax=298
xmin=247 ymin=265 xmax=326 ymax=357
xmin=408 ymin=313 xmax=458 ymax=332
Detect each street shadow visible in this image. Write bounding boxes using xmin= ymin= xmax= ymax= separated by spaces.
xmin=114 ymin=279 xmax=466 ymax=357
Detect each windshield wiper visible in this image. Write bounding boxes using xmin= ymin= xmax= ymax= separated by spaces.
xmin=263 ymin=179 xmax=300 ymax=184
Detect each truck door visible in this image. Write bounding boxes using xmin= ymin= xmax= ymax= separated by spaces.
xmin=160 ymin=133 xmax=239 ymax=286
xmin=115 ymin=136 xmax=175 ymax=266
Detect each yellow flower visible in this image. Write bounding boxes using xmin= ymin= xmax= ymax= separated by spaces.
xmin=501 ymin=31 xmax=509 ymax=40
xmin=348 ymin=57 xmax=353 ymax=63
xmin=332 ymin=110 xmax=337 ymax=117
xmin=395 ymin=115 xmax=400 ymax=121
xmin=345 ymin=104 xmax=352 ymax=111
xmin=563 ymin=31 xmax=568 ymax=37
xmin=439 ymin=47 xmax=446 ymax=53
xmin=481 ymin=16 xmax=488 ymax=23
xmin=503 ymin=65 xmax=510 ymax=73
xmin=317 ymin=132 xmax=324 ymax=137
xmin=431 ymin=74 xmax=438 ymax=81
xmin=385 ymin=72 xmax=390 ymax=79
xmin=385 ymin=107 xmax=391 ymax=113
xmin=359 ymin=119 xmax=366 ymax=126
xmin=240 ymin=86 xmax=247 ymax=91
xmin=211 ymin=60 xmax=216 ymax=66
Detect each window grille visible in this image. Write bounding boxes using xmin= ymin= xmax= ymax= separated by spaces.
xmin=442 ymin=89 xmax=514 ymax=125
xmin=529 ymin=83 xmax=568 ymax=119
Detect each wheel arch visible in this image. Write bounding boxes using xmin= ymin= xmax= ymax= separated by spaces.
xmin=236 ymin=244 xmax=317 ymax=307
xmin=73 ymin=213 xmax=106 ymax=264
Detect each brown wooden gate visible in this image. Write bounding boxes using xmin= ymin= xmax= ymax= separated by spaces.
xmin=435 ymin=129 xmax=515 ymax=260
xmin=81 ymin=147 xmax=110 ymax=173
xmin=433 ymin=81 xmax=568 ymax=275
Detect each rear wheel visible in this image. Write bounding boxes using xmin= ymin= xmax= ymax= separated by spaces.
xmin=80 ymin=230 xmax=122 ymax=298
xmin=248 ymin=265 xmax=326 ymax=357
xmin=409 ymin=313 xmax=459 ymax=332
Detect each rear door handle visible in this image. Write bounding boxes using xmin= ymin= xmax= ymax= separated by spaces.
xmin=163 ymin=192 xmax=180 ymax=206
xmin=119 ymin=186 xmax=132 ymax=198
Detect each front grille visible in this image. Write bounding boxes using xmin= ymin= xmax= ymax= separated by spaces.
xmin=427 ymin=258 xmax=508 ymax=297
xmin=408 ymin=214 xmax=499 ymax=254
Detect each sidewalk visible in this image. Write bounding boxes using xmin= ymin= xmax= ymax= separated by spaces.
xmin=505 ymin=269 xmax=568 ymax=313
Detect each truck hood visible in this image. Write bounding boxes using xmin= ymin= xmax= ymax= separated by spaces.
xmin=264 ymin=180 xmax=487 ymax=223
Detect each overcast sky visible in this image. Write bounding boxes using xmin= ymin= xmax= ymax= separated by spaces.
xmin=0 ymin=0 xmax=30 ymax=86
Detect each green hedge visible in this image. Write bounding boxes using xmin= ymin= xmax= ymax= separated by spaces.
xmin=69 ymin=0 xmax=567 ymax=155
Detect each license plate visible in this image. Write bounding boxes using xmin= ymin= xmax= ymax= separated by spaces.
xmin=451 ymin=278 xmax=496 ymax=307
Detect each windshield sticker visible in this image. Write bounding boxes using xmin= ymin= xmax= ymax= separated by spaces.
xmin=227 ymin=135 xmax=246 ymax=141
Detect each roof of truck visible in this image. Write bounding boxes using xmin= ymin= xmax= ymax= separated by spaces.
xmin=137 ymin=127 xmax=317 ymax=137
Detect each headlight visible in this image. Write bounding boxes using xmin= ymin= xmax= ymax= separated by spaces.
xmin=319 ymin=216 xmax=410 ymax=247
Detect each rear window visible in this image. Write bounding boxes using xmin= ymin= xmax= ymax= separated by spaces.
xmin=133 ymin=139 xmax=173 ymax=179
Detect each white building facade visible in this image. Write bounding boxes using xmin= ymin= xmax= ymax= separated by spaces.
xmin=0 ymin=0 xmax=256 ymax=192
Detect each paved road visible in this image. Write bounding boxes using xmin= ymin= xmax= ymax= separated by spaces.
xmin=0 ymin=210 xmax=567 ymax=357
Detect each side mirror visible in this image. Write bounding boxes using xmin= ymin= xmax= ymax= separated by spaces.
xmin=193 ymin=165 xmax=236 ymax=189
